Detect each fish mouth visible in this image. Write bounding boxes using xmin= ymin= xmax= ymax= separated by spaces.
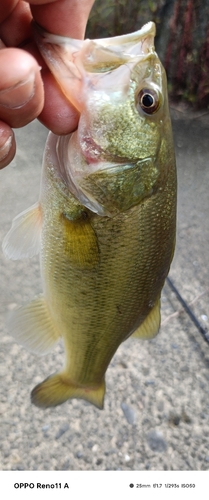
xmin=80 ymin=135 xmax=131 ymax=166
xmin=80 ymin=136 xmax=104 ymax=164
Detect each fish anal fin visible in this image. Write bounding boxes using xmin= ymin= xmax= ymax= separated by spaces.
xmin=61 ymin=212 xmax=99 ymax=269
xmin=31 ymin=373 xmax=105 ymax=409
xmin=8 ymin=295 xmax=60 ymax=355
xmin=131 ymin=298 xmax=161 ymax=339
xmin=2 ymin=202 xmax=41 ymax=260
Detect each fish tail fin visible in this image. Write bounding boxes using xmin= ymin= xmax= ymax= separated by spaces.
xmin=31 ymin=373 xmax=105 ymax=410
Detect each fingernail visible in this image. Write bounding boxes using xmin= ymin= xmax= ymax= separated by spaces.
xmin=0 ymin=74 xmax=36 ymax=109
xmin=0 ymin=135 xmax=13 ymax=161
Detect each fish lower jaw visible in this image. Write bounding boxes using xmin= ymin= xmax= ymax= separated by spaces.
xmin=80 ymin=136 xmax=104 ymax=164
xmin=80 ymin=139 xmax=136 ymax=169
xmin=79 ymin=134 xmax=129 ymax=168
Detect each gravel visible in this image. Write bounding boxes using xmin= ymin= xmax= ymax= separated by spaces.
xmin=0 ymin=110 xmax=209 ymax=471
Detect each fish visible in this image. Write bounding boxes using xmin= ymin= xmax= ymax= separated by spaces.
xmin=2 ymin=21 xmax=176 ymax=410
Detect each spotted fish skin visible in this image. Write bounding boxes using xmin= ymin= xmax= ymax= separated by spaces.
xmin=2 ymin=22 xmax=176 ymax=409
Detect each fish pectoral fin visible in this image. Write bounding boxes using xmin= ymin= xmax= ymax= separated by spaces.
xmin=31 ymin=373 xmax=105 ymax=409
xmin=7 ymin=295 xmax=60 ymax=355
xmin=131 ymin=298 xmax=161 ymax=339
xmin=2 ymin=202 xmax=42 ymax=260
xmin=62 ymin=212 xmax=99 ymax=269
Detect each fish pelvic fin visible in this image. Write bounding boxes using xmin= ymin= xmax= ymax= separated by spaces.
xmin=7 ymin=295 xmax=60 ymax=355
xmin=31 ymin=373 xmax=105 ymax=410
xmin=2 ymin=202 xmax=41 ymax=260
xmin=131 ymin=298 xmax=161 ymax=339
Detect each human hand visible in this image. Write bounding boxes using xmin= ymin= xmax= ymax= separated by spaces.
xmin=0 ymin=0 xmax=95 ymax=168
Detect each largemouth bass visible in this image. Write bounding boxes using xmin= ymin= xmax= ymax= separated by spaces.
xmin=2 ymin=22 xmax=176 ymax=409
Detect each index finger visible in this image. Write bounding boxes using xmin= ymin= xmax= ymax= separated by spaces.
xmin=27 ymin=0 xmax=95 ymax=38
xmin=26 ymin=0 xmax=95 ymax=133
xmin=0 ymin=0 xmax=19 ymax=23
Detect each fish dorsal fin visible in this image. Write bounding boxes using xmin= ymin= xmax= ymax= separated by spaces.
xmin=7 ymin=295 xmax=60 ymax=355
xmin=33 ymin=21 xmax=156 ymax=112
xmin=2 ymin=202 xmax=41 ymax=260
xmin=131 ymin=298 xmax=161 ymax=339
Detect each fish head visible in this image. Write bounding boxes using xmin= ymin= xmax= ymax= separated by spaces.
xmin=35 ymin=22 xmax=173 ymax=216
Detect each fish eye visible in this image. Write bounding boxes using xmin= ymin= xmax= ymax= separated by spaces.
xmin=138 ymin=88 xmax=160 ymax=114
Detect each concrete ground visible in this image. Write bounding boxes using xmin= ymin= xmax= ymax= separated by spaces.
xmin=0 ymin=107 xmax=209 ymax=471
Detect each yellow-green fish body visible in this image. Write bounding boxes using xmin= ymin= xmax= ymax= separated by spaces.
xmin=2 ymin=22 xmax=176 ymax=409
